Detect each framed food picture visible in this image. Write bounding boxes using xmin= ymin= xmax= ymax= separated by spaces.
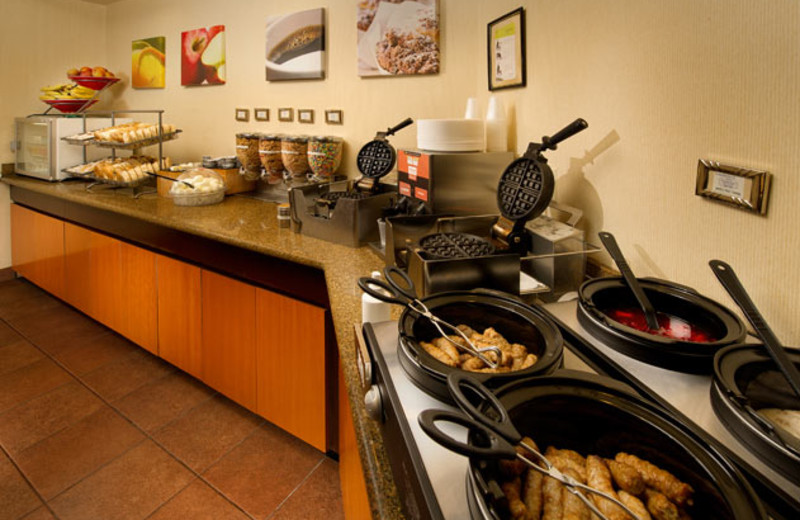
xmin=181 ymin=25 xmax=226 ymax=86
xmin=265 ymin=8 xmax=325 ymax=81
xmin=357 ymin=0 xmax=439 ymax=76
xmin=488 ymin=8 xmax=526 ymax=91
xmin=131 ymin=37 xmax=165 ymax=89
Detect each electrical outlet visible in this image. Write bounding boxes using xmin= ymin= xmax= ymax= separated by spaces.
xmin=9 ymin=140 xmax=16 ymax=152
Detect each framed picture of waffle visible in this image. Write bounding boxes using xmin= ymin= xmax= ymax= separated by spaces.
xmin=488 ymin=8 xmax=526 ymax=91
xmin=357 ymin=0 xmax=440 ymax=76
xmin=132 ymin=37 xmax=166 ymax=89
xmin=266 ymin=8 xmax=326 ymax=81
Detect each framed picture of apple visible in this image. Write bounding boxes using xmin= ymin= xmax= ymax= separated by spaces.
xmin=181 ymin=25 xmax=226 ymax=86
xmin=132 ymin=37 xmax=165 ymax=89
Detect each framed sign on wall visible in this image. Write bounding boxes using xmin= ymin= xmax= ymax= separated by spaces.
xmin=488 ymin=8 xmax=526 ymax=91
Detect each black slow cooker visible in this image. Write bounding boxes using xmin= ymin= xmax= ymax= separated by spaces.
xmin=465 ymin=371 xmax=767 ymax=519
xmin=578 ymin=277 xmax=747 ymax=373
xmin=398 ymin=290 xmax=563 ymax=402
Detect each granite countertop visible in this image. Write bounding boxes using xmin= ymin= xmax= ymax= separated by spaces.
xmin=2 ymin=174 xmax=404 ymax=519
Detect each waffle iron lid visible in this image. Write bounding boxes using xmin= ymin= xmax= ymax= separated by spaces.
xmin=496 ymin=118 xmax=588 ymax=223
xmin=356 ymin=117 xmax=414 ymax=179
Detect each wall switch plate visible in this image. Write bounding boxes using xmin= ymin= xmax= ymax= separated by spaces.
xmin=9 ymin=140 xmax=16 ymax=152
xmin=695 ymin=159 xmax=771 ymax=215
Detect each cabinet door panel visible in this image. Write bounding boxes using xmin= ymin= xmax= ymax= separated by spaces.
xmin=256 ymin=288 xmax=326 ymax=451
xmin=339 ymin=362 xmax=372 ymax=520
xmin=202 ymin=270 xmax=257 ymax=410
xmin=157 ymin=255 xmax=202 ymax=377
xmin=10 ymin=205 xmax=65 ymax=298
xmin=116 ymin=242 xmax=157 ymax=353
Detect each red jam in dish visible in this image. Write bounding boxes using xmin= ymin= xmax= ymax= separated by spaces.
xmin=605 ymin=308 xmax=716 ymax=343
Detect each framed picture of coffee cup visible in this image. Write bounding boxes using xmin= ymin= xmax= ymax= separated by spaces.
xmin=235 ymin=108 xmax=250 ymax=122
xmin=265 ymin=8 xmax=326 ymax=81
xmin=278 ymin=108 xmax=294 ymax=122
xmin=298 ymin=109 xmax=314 ymax=123
xmin=255 ymin=108 xmax=270 ymax=121
xmin=488 ymin=8 xmax=526 ymax=91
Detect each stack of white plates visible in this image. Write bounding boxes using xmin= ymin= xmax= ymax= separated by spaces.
xmin=417 ymin=119 xmax=484 ymax=152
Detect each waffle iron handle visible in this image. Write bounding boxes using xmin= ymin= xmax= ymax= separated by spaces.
xmin=540 ymin=118 xmax=588 ymax=152
xmin=386 ymin=117 xmax=414 ymax=137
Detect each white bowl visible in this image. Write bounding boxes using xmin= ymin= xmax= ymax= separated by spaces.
xmin=417 ymin=119 xmax=485 ymax=152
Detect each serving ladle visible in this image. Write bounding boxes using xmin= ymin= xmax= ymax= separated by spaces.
xmin=599 ymin=231 xmax=660 ymax=331
xmin=710 ymin=259 xmax=800 ymax=400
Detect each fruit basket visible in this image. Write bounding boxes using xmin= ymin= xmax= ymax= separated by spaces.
xmin=68 ymin=75 xmax=120 ymax=90
xmin=42 ymin=98 xmax=98 ymax=113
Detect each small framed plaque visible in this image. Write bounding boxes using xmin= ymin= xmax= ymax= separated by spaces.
xmin=325 ymin=109 xmax=343 ymax=125
xmin=254 ymin=108 xmax=270 ymax=122
xmin=298 ymin=109 xmax=314 ymax=124
xmin=278 ymin=108 xmax=294 ymax=122
xmin=235 ymin=108 xmax=250 ymax=122
xmin=695 ymin=159 xmax=771 ymax=215
xmin=488 ymin=8 xmax=526 ymax=91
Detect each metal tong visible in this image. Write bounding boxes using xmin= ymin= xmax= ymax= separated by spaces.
xmin=418 ymin=372 xmax=643 ymax=520
xmin=357 ymin=266 xmax=503 ymax=369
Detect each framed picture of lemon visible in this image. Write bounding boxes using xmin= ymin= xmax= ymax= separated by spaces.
xmin=132 ymin=37 xmax=166 ymax=89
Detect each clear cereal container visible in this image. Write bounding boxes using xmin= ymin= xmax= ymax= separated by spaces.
xmin=169 ymin=168 xmax=227 ymax=206
xmin=259 ymin=133 xmax=284 ymax=183
xmin=281 ymin=135 xmax=310 ymax=177
xmin=235 ymin=132 xmax=262 ymax=180
xmin=308 ymin=136 xmax=343 ymax=179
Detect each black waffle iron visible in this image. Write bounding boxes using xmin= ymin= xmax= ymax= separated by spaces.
xmin=289 ymin=118 xmax=414 ymax=247
xmin=404 ymin=118 xmax=588 ymax=296
xmin=314 ymin=118 xmax=414 ymax=215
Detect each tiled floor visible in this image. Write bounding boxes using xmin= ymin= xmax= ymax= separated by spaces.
xmin=0 ymin=278 xmax=344 ymax=520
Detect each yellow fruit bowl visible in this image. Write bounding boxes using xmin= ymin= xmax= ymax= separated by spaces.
xmin=42 ymin=99 xmax=99 ymax=113
xmin=68 ymin=75 xmax=120 ymax=90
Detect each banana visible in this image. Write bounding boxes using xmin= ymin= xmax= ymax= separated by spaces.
xmin=40 ymin=83 xmax=71 ymax=92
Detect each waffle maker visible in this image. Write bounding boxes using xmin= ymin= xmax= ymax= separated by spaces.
xmin=313 ymin=117 xmax=414 ymax=216
xmin=289 ymin=118 xmax=414 ymax=246
xmin=404 ymin=118 xmax=588 ymax=296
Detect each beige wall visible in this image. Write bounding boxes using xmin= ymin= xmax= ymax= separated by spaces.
xmin=4 ymin=0 xmax=799 ymax=343
xmin=0 ymin=0 xmax=107 ymax=268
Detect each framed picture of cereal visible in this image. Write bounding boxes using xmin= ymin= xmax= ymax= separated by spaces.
xmin=132 ymin=37 xmax=166 ymax=89
xmin=487 ymin=8 xmax=526 ymax=91
xmin=181 ymin=25 xmax=226 ymax=86
xmin=266 ymin=8 xmax=325 ymax=81
xmin=357 ymin=0 xmax=439 ymax=76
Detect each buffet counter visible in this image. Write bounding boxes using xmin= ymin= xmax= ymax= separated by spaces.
xmin=1 ymin=174 xmax=404 ymax=519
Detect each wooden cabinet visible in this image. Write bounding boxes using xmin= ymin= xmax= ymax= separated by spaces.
xmin=11 ymin=207 xmax=333 ymax=454
xmin=201 ymin=270 xmax=257 ymax=411
xmin=339 ymin=359 xmax=372 ymax=520
xmin=10 ymin=204 xmax=65 ymax=299
xmin=256 ymin=288 xmax=327 ymax=452
xmin=156 ymin=255 xmax=202 ymax=377
xmin=116 ymin=242 xmax=157 ymax=353
xmin=64 ymin=221 xmax=120 ymax=327
xmin=63 ymin=223 xmax=157 ymax=351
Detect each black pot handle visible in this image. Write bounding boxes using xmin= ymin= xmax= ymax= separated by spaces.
xmin=447 ymin=372 xmax=521 ymax=445
xmin=417 ymin=409 xmax=518 ymax=460
xmin=386 ymin=117 xmax=414 ymax=136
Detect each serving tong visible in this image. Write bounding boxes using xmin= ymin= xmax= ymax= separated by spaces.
xmin=357 ymin=266 xmax=503 ymax=369
xmin=419 ymin=372 xmax=643 ymax=520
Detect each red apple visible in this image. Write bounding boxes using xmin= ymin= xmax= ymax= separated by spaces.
xmin=181 ymin=28 xmax=209 ymax=85
xmin=79 ymin=66 xmax=93 ymax=76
